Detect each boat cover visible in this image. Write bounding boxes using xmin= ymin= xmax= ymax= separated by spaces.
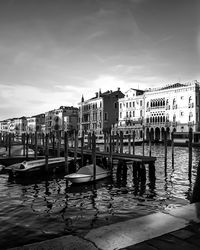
xmin=77 ymin=165 xmax=107 ymax=175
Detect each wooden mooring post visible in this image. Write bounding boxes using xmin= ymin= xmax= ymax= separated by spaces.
xmin=132 ymin=131 xmax=135 ymax=155
xmin=8 ymin=133 xmax=11 ymax=157
xmin=117 ymin=159 xmax=127 ymax=186
xmin=104 ymin=132 xmax=109 ymax=152
xmin=74 ymin=130 xmax=78 ymax=167
xmin=109 ymin=131 xmax=113 ymax=171
xmin=26 ymin=133 xmax=29 ymax=159
xmin=64 ymin=131 xmax=68 ymax=174
xmin=22 ymin=133 xmax=25 ymax=156
xmin=81 ymin=131 xmax=84 ymax=168
xmin=171 ymin=131 xmax=174 ymax=169
xmin=188 ymin=127 xmax=193 ymax=180
xmin=120 ymin=131 xmax=123 ymax=154
xmin=88 ymin=132 xmax=92 ymax=150
xmin=164 ymin=130 xmax=167 ymax=174
xmin=57 ymin=131 xmax=61 ymax=157
xmin=142 ymin=126 xmax=145 ymax=156
xmin=128 ymin=133 xmax=131 ymax=154
xmin=45 ymin=133 xmax=49 ymax=173
xmin=92 ymin=132 xmax=96 ymax=181
xmin=149 ymin=133 xmax=152 ymax=157
xmin=34 ymin=131 xmax=38 ymax=160
xmin=52 ymin=133 xmax=55 ymax=156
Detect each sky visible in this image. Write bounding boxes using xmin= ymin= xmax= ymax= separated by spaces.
xmin=0 ymin=0 xmax=200 ymax=120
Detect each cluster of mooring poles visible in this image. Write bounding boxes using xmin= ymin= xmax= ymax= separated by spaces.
xmin=0 ymin=127 xmax=194 ymax=181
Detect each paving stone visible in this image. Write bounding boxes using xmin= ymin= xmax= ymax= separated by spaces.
xmin=85 ymin=212 xmax=187 ymax=250
xmin=8 ymin=235 xmax=98 ymax=250
xmin=149 ymin=234 xmax=199 ymax=250
xmin=120 ymin=242 xmax=157 ymax=250
xmin=167 ymin=202 xmax=200 ymax=223
xmin=170 ymin=228 xmax=195 ymax=239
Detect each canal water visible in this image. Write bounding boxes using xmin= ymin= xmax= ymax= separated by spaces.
xmin=0 ymin=144 xmax=199 ymax=249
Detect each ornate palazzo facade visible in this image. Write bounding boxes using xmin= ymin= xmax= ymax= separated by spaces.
xmin=117 ymin=81 xmax=200 ymax=141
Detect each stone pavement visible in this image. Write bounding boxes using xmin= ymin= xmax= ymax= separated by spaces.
xmin=8 ymin=202 xmax=200 ymax=250
xmin=121 ymin=223 xmax=200 ymax=250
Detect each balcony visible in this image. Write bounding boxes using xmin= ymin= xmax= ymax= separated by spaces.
xmin=188 ymin=103 xmax=194 ymax=108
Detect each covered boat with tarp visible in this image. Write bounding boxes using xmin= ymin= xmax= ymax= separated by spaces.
xmin=65 ymin=164 xmax=111 ymax=184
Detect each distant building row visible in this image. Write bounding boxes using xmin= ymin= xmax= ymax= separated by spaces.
xmin=0 ymin=106 xmax=78 ymax=136
xmin=1 ymin=80 xmax=200 ymax=141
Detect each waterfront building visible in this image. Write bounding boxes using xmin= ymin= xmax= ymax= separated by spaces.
xmin=117 ymin=81 xmax=200 ymax=142
xmin=144 ymin=81 xmax=200 ymax=141
xmin=45 ymin=106 xmax=78 ymax=136
xmin=26 ymin=114 xmax=45 ymax=133
xmin=117 ymin=88 xmax=145 ymax=139
xmin=0 ymin=117 xmax=27 ymax=135
xmin=0 ymin=119 xmax=11 ymax=134
xmin=78 ymin=88 xmax=124 ymax=138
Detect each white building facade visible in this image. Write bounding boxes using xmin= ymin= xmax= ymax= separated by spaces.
xmin=117 ymin=81 xmax=200 ymax=141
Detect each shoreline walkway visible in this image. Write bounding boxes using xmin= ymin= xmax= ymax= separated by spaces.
xmin=8 ymin=202 xmax=200 ymax=250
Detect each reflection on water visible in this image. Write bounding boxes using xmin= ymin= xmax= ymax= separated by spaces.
xmin=0 ymin=144 xmax=199 ymax=249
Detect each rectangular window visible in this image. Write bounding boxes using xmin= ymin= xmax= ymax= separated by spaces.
xmin=140 ymin=110 xmax=143 ymax=116
xmin=126 ymin=103 xmax=128 ymax=108
xmin=120 ymin=103 xmax=122 ymax=109
xmin=133 ymin=111 xmax=135 ymax=117
xmin=140 ymin=100 xmax=142 ymax=106
xmin=133 ymin=102 xmax=135 ymax=107
xmin=120 ymin=112 xmax=122 ymax=118
xmin=104 ymin=112 xmax=108 ymax=121
xmin=129 ymin=102 xmax=131 ymax=108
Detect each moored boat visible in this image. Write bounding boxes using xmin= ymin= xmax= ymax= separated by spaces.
xmin=64 ymin=164 xmax=111 ymax=184
xmin=5 ymin=157 xmax=76 ymax=178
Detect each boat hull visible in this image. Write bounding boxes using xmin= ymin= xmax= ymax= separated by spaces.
xmin=6 ymin=157 xmax=77 ymax=178
xmin=65 ymin=170 xmax=111 ymax=184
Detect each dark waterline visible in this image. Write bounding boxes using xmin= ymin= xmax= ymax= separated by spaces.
xmin=0 ymin=144 xmax=199 ymax=249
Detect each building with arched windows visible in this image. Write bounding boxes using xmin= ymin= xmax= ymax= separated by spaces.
xmin=117 ymin=81 xmax=200 ymax=142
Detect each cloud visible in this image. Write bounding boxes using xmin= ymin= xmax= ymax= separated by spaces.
xmin=0 ymin=83 xmax=81 ymax=120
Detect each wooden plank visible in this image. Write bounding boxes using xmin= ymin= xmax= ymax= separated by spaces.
xmin=68 ymin=148 xmax=156 ymax=163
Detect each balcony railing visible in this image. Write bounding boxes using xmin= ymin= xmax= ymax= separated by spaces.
xmin=188 ymin=103 xmax=194 ymax=108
